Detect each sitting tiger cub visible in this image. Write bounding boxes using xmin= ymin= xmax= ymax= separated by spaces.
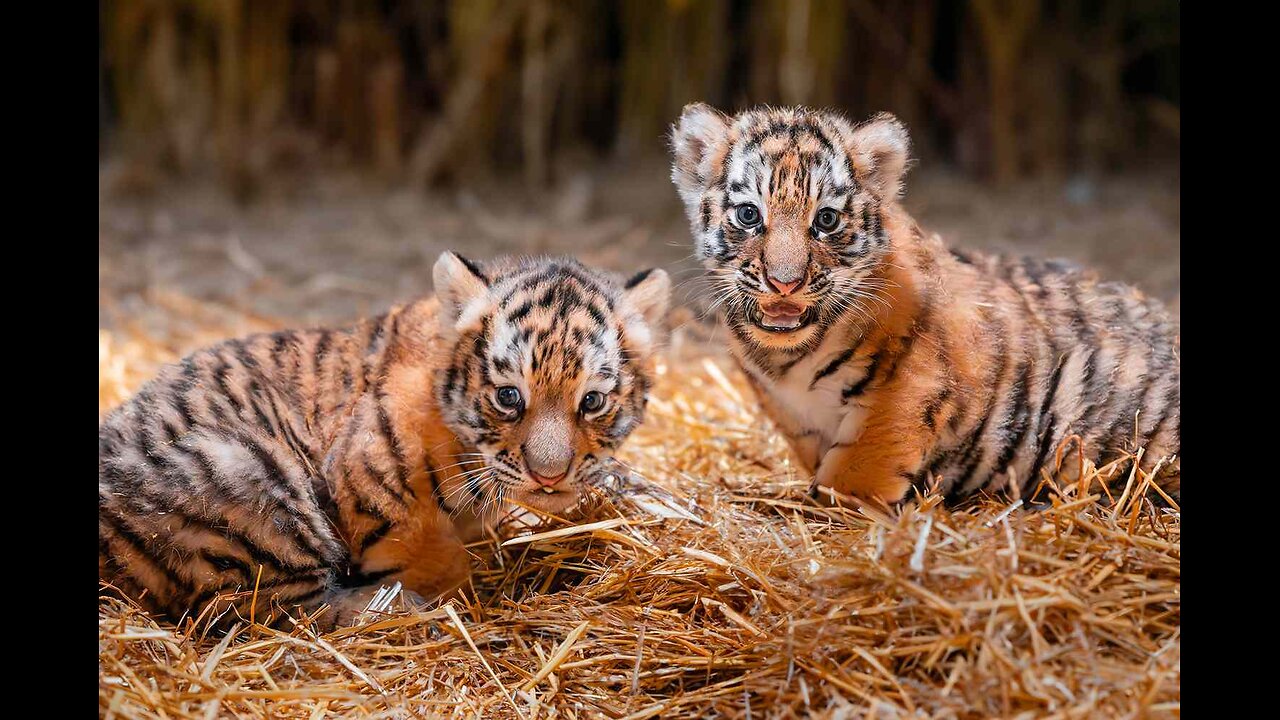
xmin=99 ymin=254 xmax=670 ymax=628
xmin=670 ymin=104 xmax=1179 ymax=507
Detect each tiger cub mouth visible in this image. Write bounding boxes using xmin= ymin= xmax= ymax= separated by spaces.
xmin=748 ymin=299 xmax=817 ymax=333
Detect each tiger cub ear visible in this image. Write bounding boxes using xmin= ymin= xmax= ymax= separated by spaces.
xmin=670 ymin=102 xmax=730 ymax=213
xmin=619 ymin=268 xmax=671 ymax=351
xmin=433 ymin=251 xmax=490 ymax=332
xmin=845 ymin=112 xmax=912 ymax=201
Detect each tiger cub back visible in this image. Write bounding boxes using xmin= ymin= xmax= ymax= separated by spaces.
xmin=99 ymin=253 xmax=670 ymax=628
xmin=670 ymin=103 xmax=1178 ymax=506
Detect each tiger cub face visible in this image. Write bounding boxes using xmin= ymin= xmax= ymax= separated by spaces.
xmin=432 ymin=253 xmax=669 ymax=515
xmin=670 ymin=104 xmax=910 ymax=354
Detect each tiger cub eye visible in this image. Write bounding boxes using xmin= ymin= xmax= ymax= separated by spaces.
xmin=496 ymin=386 xmax=523 ymax=410
xmin=813 ymin=208 xmax=840 ymax=233
xmin=580 ymin=391 xmax=606 ymax=414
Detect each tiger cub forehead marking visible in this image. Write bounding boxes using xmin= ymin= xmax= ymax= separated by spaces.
xmin=486 ymin=263 xmax=627 ymax=397
xmin=723 ymin=111 xmax=858 ymax=213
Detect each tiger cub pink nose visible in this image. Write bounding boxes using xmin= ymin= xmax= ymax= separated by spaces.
xmin=522 ymin=443 xmax=571 ymax=485
xmin=522 ymin=417 xmax=574 ymax=486
xmin=766 ymin=274 xmax=805 ymax=296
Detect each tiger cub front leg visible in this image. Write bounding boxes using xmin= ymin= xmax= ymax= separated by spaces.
xmin=745 ymin=371 xmax=823 ymax=472
xmin=811 ymin=404 xmax=929 ymax=507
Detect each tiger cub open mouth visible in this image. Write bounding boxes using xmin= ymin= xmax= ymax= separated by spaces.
xmin=749 ymin=299 xmax=817 ymax=332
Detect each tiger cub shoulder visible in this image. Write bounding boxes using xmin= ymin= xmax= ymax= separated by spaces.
xmin=670 ymin=103 xmax=1178 ymax=507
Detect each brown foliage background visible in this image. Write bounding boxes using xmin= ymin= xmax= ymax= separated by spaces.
xmin=99 ymin=0 xmax=1179 ymax=193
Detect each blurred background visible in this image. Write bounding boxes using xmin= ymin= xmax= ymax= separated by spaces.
xmin=98 ymin=0 xmax=1179 ymax=335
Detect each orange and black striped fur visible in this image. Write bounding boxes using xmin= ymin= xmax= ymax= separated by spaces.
xmin=671 ymin=104 xmax=1179 ymax=507
xmin=99 ymin=254 xmax=670 ymax=628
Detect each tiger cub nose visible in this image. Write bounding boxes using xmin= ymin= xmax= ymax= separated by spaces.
xmin=522 ymin=443 xmax=572 ymax=486
xmin=765 ymin=273 xmax=806 ymax=296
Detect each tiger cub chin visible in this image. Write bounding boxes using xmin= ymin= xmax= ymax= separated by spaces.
xmin=99 ymin=254 xmax=670 ymax=629
xmin=670 ymin=104 xmax=1179 ymax=508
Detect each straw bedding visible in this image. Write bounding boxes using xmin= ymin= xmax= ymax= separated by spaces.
xmin=99 ymin=294 xmax=1180 ymax=719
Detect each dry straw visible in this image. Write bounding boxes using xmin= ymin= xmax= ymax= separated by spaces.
xmin=99 ymin=295 xmax=1179 ymax=718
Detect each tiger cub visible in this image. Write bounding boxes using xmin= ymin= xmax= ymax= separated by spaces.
xmin=670 ymin=104 xmax=1179 ymax=507
xmin=99 ymin=254 xmax=670 ymax=628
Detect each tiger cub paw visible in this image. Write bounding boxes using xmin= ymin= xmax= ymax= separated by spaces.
xmin=807 ymin=476 xmax=911 ymax=515
xmin=317 ymin=584 xmax=429 ymax=631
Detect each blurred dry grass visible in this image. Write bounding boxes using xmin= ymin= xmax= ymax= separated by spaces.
xmin=99 ymin=293 xmax=1179 ymax=719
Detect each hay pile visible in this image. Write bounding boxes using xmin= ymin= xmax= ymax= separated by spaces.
xmin=99 ymin=294 xmax=1180 ymax=719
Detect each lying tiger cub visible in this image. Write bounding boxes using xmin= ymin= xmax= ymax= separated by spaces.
xmin=670 ymin=103 xmax=1179 ymax=507
xmin=99 ymin=254 xmax=669 ymax=628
